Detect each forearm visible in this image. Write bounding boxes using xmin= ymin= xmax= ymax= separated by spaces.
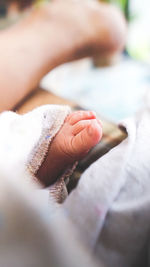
xmin=0 ymin=12 xmax=66 ymax=111
xmin=0 ymin=1 xmax=126 ymax=112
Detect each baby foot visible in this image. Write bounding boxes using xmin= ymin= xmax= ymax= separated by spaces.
xmin=37 ymin=110 xmax=102 ymax=186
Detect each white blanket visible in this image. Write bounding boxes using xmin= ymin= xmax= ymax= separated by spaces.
xmin=0 ymin=104 xmax=150 ymax=267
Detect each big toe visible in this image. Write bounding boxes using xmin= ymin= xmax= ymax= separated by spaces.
xmin=72 ymin=119 xmax=102 ymax=156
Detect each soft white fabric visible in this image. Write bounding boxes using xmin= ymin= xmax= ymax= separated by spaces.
xmin=0 ymin=104 xmax=100 ymax=267
xmin=0 ymin=104 xmax=150 ymax=267
xmin=0 ymin=171 xmax=100 ymax=267
xmin=0 ymin=105 xmax=70 ymax=181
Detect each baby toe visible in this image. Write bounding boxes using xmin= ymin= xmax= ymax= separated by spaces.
xmin=67 ymin=110 xmax=96 ymax=125
xmin=72 ymin=119 xmax=94 ymax=135
xmin=71 ymin=119 xmax=102 ymax=155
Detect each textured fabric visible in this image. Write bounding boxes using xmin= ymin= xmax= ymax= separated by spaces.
xmin=0 ymin=171 xmax=101 ymax=267
xmin=0 ymin=104 xmax=100 ymax=267
xmin=0 ymin=104 xmax=72 ymax=202
xmin=1 ymin=103 xmax=150 ymax=267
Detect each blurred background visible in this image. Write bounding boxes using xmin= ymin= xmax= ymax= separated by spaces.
xmin=0 ymin=0 xmax=150 ymax=122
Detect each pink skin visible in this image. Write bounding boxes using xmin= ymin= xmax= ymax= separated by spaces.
xmin=37 ymin=110 xmax=102 ymax=187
